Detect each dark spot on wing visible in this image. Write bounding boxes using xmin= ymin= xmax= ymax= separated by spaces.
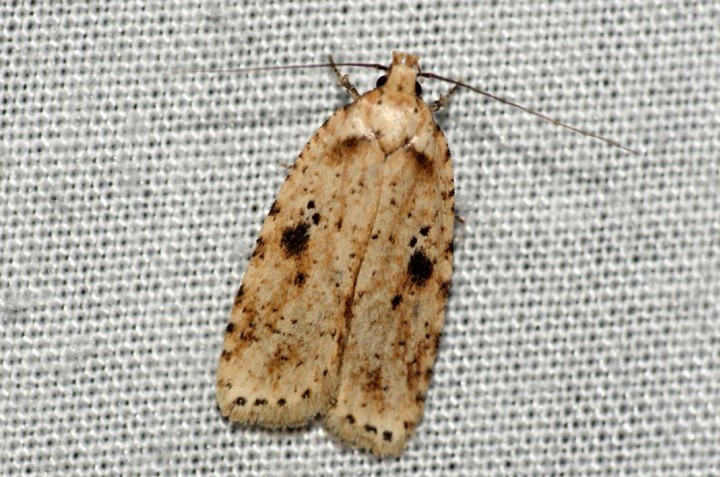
xmin=419 ymin=226 xmax=430 ymax=236
xmin=346 ymin=414 xmax=356 ymax=424
xmin=410 ymin=147 xmax=431 ymax=171
xmin=235 ymin=397 xmax=246 ymax=406
xmin=312 ymin=212 xmax=320 ymax=225
xmin=268 ymin=201 xmax=281 ymax=216
xmin=408 ymin=250 xmax=433 ymax=286
xmin=278 ymin=398 xmax=286 ymax=406
xmin=233 ymin=285 xmax=245 ymax=306
xmin=225 ymin=323 xmax=235 ymax=334
xmin=342 ymin=136 xmax=362 ymax=148
xmin=281 ymin=222 xmax=311 ymax=257
xmin=254 ymin=399 xmax=267 ymax=406
xmin=364 ymin=368 xmax=382 ymax=392
xmin=415 ymin=151 xmax=429 ymax=168
xmin=302 ymin=389 xmax=311 ymax=399
xmin=383 ymin=431 xmax=393 ymax=442
xmin=344 ymin=296 xmax=353 ymax=319
xmin=330 ymin=135 xmax=371 ymax=164
xmin=251 ymin=237 xmax=266 ymax=259
xmin=391 ymin=294 xmax=402 ymax=309
xmin=365 ymin=425 xmax=377 ymax=434
xmin=409 ymin=236 xmax=417 ymax=247
xmin=446 ymin=241 xmax=454 ymax=254
xmin=440 ymin=280 xmax=451 ymax=298
xmin=307 ymin=200 xmax=315 ymax=209
xmin=295 ymin=272 xmax=306 ymax=286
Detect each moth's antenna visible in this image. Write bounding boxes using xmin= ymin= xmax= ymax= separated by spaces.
xmin=173 ymin=60 xmax=639 ymax=155
xmin=169 ymin=62 xmax=387 ymax=76
xmin=421 ymin=71 xmax=640 ymax=155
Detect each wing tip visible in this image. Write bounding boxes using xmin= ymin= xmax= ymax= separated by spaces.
xmin=216 ymin=371 xmax=339 ymax=428
xmin=217 ymin=389 xmax=333 ymax=429
xmin=324 ymin=411 xmax=409 ymax=457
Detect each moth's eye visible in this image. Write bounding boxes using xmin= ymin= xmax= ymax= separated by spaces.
xmin=415 ymin=81 xmax=423 ymax=96
xmin=376 ymin=75 xmax=387 ymax=88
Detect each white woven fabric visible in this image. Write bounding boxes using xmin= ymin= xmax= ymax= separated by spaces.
xmin=2 ymin=1 xmax=719 ymax=475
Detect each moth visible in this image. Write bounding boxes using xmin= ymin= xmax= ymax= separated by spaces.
xmin=215 ymin=51 xmax=637 ymax=456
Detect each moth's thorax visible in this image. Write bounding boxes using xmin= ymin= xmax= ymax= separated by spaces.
xmin=337 ymin=51 xmax=433 ymax=154
xmin=364 ymin=91 xmax=432 ymax=154
xmin=357 ymin=51 xmax=434 ymax=153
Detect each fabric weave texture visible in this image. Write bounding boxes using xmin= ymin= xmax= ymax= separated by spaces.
xmin=2 ymin=1 xmax=719 ymax=475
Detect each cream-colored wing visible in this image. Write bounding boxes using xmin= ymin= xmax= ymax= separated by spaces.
xmin=324 ymin=120 xmax=455 ymax=455
xmin=216 ymin=100 xmax=387 ymax=427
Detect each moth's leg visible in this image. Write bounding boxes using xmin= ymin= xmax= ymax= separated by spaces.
xmin=429 ymin=85 xmax=460 ymax=112
xmin=328 ymin=55 xmax=360 ymax=100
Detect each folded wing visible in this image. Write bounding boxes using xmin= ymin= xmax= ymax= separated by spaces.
xmin=324 ymin=122 xmax=455 ymax=455
xmin=216 ymin=102 xmax=387 ymax=427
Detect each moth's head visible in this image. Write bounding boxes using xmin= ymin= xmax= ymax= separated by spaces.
xmin=375 ymin=51 xmax=422 ymax=97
